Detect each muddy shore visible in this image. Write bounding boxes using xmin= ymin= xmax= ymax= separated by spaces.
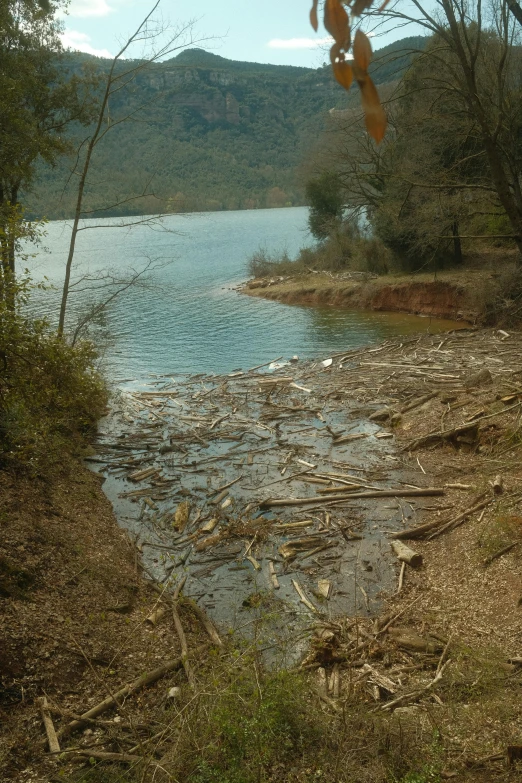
xmin=2 ymin=327 xmax=522 ymax=781
xmin=240 ymin=268 xmax=495 ymax=322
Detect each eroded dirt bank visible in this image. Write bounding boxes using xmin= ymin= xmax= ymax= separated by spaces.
xmin=242 ymin=270 xmax=487 ymax=322
xmin=2 ymin=328 xmax=522 ymax=781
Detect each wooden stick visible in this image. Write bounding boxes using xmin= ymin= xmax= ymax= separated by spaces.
xmin=391 ymin=499 xmax=489 ymax=540
xmin=183 ymin=597 xmax=223 ymax=647
xmin=291 ymin=579 xmax=318 ymax=613
xmin=39 ymin=696 xmax=60 ymax=754
xmin=171 ymin=576 xmax=195 ymax=689
xmin=397 ymin=561 xmax=406 ymax=594
xmin=261 ymin=488 xmax=444 ymax=508
xmin=483 ymin=541 xmax=519 ymax=567
xmin=58 ymin=644 xmax=208 ymax=740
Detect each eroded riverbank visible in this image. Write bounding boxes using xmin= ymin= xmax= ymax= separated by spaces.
xmin=241 ymin=269 xmax=487 ymax=322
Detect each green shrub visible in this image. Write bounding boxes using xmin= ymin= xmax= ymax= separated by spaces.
xmin=0 ymin=279 xmax=107 ymax=471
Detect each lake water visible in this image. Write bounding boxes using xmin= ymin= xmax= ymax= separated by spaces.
xmin=28 ymin=207 xmax=459 ymax=379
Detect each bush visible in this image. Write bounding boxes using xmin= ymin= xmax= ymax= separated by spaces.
xmin=482 ymin=265 xmax=522 ymax=327
xmin=0 ymin=281 xmax=107 ymax=471
xmin=247 ymin=225 xmax=392 ymax=278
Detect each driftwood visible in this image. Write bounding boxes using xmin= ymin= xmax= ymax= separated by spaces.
xmin=292 ymin=579 xmax=318 ymax=613
xmin=39 ymin=696 xmax=60 ymax=754
xmin=405 ymin=421 xmax=479 ymax=452
xmin=182 ymin=597 xmax=223 ymax=647
xmin=390 ymin=499 xmax=490 ymax=540
xmin=377 ymin=660 xmax=450 ymax=712
xmin=391 ymin=540 xmax=423 ymax=568
xmin=268 ymin=560 xmax=280 ymax=589
xmin=171 ymin=576 xmax=195 ymax=689
xmin=396 ymin=561 xmax=406 ymax=593
xmin=57 ymin=644 xmax=208 ymax=740
xmin=388 ymin=627 xmax=443 ymax=654
xmin=483 ymin=541 xmax=518 ymax=567
xmin=261 ymin=488 xmax=444 ymax=508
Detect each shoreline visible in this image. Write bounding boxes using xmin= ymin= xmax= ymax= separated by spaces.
xmin=3 ymin=327 xmax=522 ymax=780
xmin=239 ymin=269 xmax=490 ymax=323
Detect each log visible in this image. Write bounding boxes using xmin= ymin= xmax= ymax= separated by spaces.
xmin=261 ymin=488 xmax=444 ymax=507
xmin=183 ymin=597 xmax=223 ymax=647
xmin=38 ymin=696 xmax=60 ymax=754
xmin=390 ymin=499 xmax=489 ymax=540
xmin=57 ymin=644 xmax=208 ymax=740
xmin=391 ymin=541 xmax=423 ymax=568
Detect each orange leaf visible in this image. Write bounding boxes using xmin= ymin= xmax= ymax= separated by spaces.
xmin=358 ymin=74 xmax=387 ymax=143
xmin=333 ymin=59 xmax=353 ymax=90
xmin=324 ymin=0 xmax=350 ymax=47
xmin=310 ymin=0 xmax=319 ymax=32
xmin=352 ymin=0 xmax=374 ymax=15
xmin=353 ymin=29 xmax=372 ymax=71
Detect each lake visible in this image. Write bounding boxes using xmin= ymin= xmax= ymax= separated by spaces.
xmin=28 ymin=207 xmax=458 ymax=380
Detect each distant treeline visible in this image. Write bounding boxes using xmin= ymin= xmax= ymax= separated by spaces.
xmin=25 ymin=37 xmax=426 ymax=220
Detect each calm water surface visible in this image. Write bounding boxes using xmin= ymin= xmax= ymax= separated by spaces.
xmin=29 ymin=207 xmax=459 ymax=379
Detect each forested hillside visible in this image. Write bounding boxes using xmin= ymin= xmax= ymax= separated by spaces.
xmin=26 ymin=37 xmax=425 ymax=219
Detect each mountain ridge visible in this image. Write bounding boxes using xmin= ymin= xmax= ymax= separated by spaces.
xmin=26 ymin=36 xmax=427 ymax=219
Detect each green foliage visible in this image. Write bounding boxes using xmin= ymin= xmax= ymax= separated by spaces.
xmin=306 ymin=171 xmax=344 ymax=239
xmin=23 ymin=40 xmax=427 ymax=220
xmin=0 ymin=276 xmax=107 ymax=471
xmin=247 ymin=226 xmax=392 ymax=277
xmin=0 ymin=0 xmax=97 ymax=274
xmin=191 ymin=665 xmax=320 ymax=783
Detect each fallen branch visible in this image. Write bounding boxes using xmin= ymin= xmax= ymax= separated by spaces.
xmin=390 ymin=499 xmax=490 ymax=540
xmin=377 ymin=660 xmax=450 ymax=712
xmin=171 ymin=576 xmax=195 ymax=689
xmin=39 ymin=696 xmax=60 ymax=754
xmin=483 ymin=541 xmax=519 ymax=567
xmin=261 ymin=488 xmax=444 ymax=508
xmin=58 ymin=644 xmax=208 ymax=740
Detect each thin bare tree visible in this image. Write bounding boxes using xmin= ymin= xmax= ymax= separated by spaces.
xmin=57 ymin=1 xmax=211 ymax=335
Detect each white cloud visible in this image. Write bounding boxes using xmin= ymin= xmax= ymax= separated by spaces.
xmin=61 ymin=29 xmax=113 ymax=58
xmin=267 ymin=37 xmax=334 ymax=49
xmin=67 ymin=0 xmax=113 ymax=18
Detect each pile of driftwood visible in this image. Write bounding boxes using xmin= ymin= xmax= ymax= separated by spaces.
xmin=87 ymin=328 xmax=522 ymax=637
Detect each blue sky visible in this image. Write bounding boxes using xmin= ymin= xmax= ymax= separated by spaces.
xmin=60 ymin=0 xmax=425 ymax=67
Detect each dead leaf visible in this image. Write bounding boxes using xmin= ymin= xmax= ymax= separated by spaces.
xmin=357 ymin=73 xmax=387 ymax=143
xmin=309 ymin=0 xmax=319 ymax=32
xmin=324 ymin=0 xmax=350 ymax=47
xmin=353 ymin=29 xmax=372 ymax=71
xmin=333 ymin=59 xmax=353 ymax=90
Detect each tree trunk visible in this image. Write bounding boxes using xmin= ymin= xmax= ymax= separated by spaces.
xmin=452 ymin=220 xmax=462 ymax=264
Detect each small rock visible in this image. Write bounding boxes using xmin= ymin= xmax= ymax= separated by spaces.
xmin=167 ymin=686 xmax=181 ymax=700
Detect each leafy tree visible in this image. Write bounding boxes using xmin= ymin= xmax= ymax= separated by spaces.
xmin=0 ymin=0 xmax=94 ymax=289
xmin=305 ymin=171 xmax=344 ymax=240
